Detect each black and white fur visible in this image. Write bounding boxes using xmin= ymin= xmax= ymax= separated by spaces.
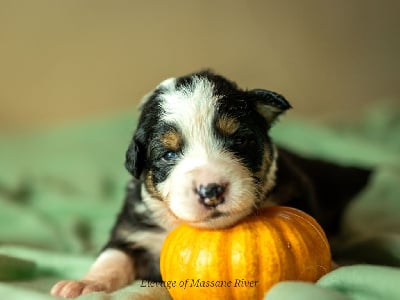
xmin=51 ymin=71 xmax=370 ymax=298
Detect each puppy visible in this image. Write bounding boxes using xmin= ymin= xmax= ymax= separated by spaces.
xmin=51 ymin=71 xmax=370 ymax=298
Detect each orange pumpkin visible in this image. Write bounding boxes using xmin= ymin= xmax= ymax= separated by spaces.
xmin=160 ymin=206 xmax=331 ymax=300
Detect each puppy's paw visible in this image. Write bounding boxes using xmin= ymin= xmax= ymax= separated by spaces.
xmin=50 ymin=279 xmax=109 ymax=298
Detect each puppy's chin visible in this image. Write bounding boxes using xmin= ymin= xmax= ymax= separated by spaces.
xmin=167 ymin=201 xmax=256 ymax=229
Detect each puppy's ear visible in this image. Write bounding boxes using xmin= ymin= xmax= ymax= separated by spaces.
xmin=125 ymin=130 xmax=146 ymax=179
xmin=249 ymin=89 xmax=292 ymax=124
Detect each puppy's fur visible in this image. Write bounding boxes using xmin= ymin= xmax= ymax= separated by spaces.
xmin=51 ymin=71 xmax=370 ymax=298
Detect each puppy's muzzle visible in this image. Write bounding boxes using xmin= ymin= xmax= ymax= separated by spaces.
xmin=195 ymin=183 xmax=226 ymax=207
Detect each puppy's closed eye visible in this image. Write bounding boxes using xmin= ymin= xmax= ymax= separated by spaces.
xmin=232 ymin=134 xmax=256 ymax=148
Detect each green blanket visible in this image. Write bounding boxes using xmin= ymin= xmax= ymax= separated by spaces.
xmin=1 ymin=105 xmax=399 ymax=299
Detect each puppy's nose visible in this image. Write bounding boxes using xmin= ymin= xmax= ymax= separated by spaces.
xmin=196 ymin=183 xmax=225 ymax=207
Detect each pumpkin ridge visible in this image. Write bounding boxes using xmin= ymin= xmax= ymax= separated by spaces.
xmin=275 ymin=207 xmax=330 ymax=253
xmin=291 ymin=213 xmax=331 ymax=279
xmin=256 ymin=219 xmax=273 ymax=299
xmin=255 ymin=222 xmax=264 ymax=300
xmin=274 ymin=216 xmax=299 ymax=279
xmin=226 ymin=223 xmax=235 ymax=299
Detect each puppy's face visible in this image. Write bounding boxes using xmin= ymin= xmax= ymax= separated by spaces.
xmin=126 ymin=71 xmax=290 ymax=228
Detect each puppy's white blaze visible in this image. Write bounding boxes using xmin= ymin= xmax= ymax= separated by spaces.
xmin=160 ymin=76 xmax=221 ymax=150
xmin=160 ymin=75 xmax=224 ymax=171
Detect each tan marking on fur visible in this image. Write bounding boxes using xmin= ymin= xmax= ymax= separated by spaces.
xmin=255 ymin=148 xmax=272 ymax=180
xmin=145 ymin=170 xmax=163 ymax=200
xmin=256 ymin=145 xmax=278 ymax=202
xmin=161 ymin=130 xmax=182 ymax=151
xmin=216 ymin=115 xmax=240 ymax=135
xmin=141 ymin=185 xmax=180 ymax=229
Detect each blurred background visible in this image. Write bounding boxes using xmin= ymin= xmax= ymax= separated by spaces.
xmin=0 ymin=0 xmax=399 ymax=131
